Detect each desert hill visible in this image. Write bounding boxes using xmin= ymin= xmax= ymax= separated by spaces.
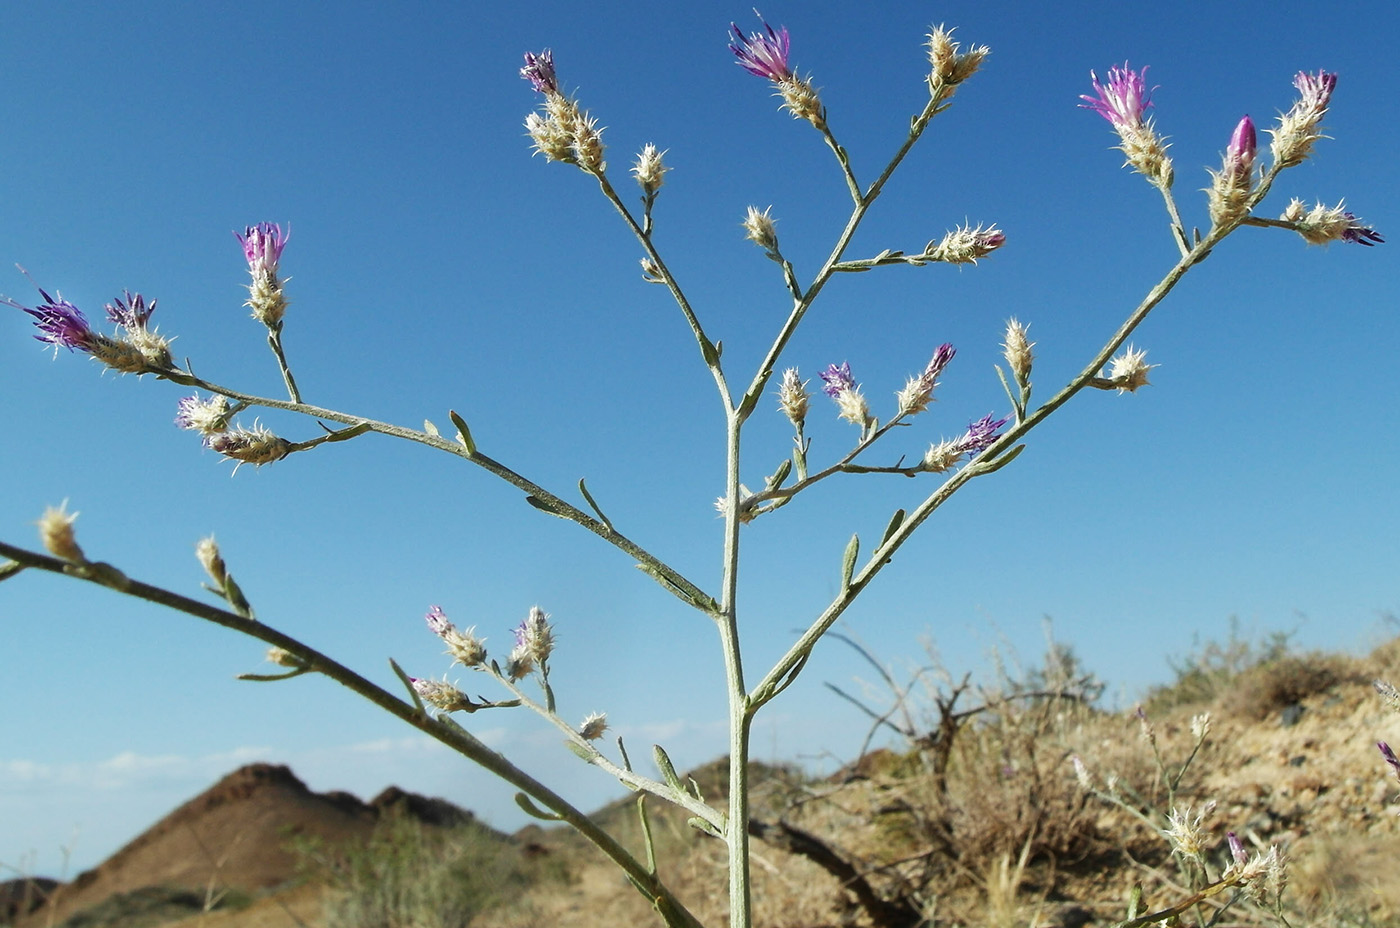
xmin=11 ymin=763 xmax=488 ymax=927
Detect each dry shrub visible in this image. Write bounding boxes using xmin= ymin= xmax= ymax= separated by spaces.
xmin=1220 ymin=653 xmax=1361 ymax=721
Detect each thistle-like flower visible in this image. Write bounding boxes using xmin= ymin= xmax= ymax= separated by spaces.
xmin=631 ymin=143 xmax=669 ymax=196
xmin=175 ymin=394 xmax=233 ymax=435
xmin=8 ymin=288 xmax=98 ymax=354
xmin=579 ymin=711 xmax=608 ymax=741
xmin=921 ymin=413 xmax=1009 ymax=472
xmin=926 ymin=25 xmax=988 ymax=100
xmin=103 ymin=291 xmax=172 ymax=369
xmin=1207 ymin=115 xmax=1257 ymax=227
xmin=516 ymin=605 xmax=555 ymax=666
xmin=728 ymin=15 xmax=824 ymax=128
xmin=776 ymin=367 xmax=810 ymax=428
xmin=742 ymin=205 xmax=781 ymax=257
xmin=714 ymin=486 xmax=758 ymax=524
xmin=819 ymin=361 xmax=870 ymax=428
xmin=926 ymin=223 xmax=1005 ymax=264
xmin=1100 ymin=344 xmax=1155 ymax=393
xmin=896 ymin=343 xmax=956 ymax=416
xmin=205 ymin=423 xmax=292 ymax=468
xmin=519 ymin=49 xmax=558 ymax=95
xmin=1280 ymin=199 xmax=1384 ymax=247
xmin=1270 ymin=70 xmax=1336 ymax=168
xmin=37 ymin=502 xmax=85 ymax=563
xmin=236 ymin=223 xmax=290 ymax=328
xmin=425 ymin=605 xmax=487 ymax=668
xmin=1080 ymin=63 xmax=1173 ymax=184
xmin=1162 ymin=802 xmax=1214 ymax=862
xmin=412 ymin=677 xmax=477 ymax=713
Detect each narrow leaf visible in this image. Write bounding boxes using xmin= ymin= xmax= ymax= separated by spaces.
xmin=765 ymin=458 xmax=792 ymax=491
xmin=448 ymin=409 xmax=477 ymax=455
xmin=841 ymin=533 xmax=859 ymax=591
xmin=653 ymin=744 xmax=685 ymax=793
xmin=578 ymin=478 xmax=614 ymax=532
xmin=236 ymin=668 xmax=312 ymax=683
xmin=686 ymin=816 xmax=723 ymax=838
xmin=879 ymin=509 xmax=906 ymax=548
xmin=0 ymin=561 xmax=26 ymax=583
xmin=389 ymin=658 xmax=425 ymax=715
xmin=566 ymin=741 xmax=596 ymax=762
xmin=975 ymin=443 xmax=1026 ymax=475
xmin=525 ymin=495 xmax=567 ymax=518
xmin=515 ymin=792 xmax=564 ymax=821
xmin=423 ymin=419 xmax=440 ymax=437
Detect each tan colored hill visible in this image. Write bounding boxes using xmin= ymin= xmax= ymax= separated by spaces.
xmin=14 ymin=763 xmax=485 ymax=928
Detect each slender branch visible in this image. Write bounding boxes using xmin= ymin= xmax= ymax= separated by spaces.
xmin=0 ymin=539 xmax=704 ymax=928
xmin=151 ymin=368 xmax=716 ymax=615
xmin=487 ymin=667 xmax=725 ymax=829
xmin=265 ymin=325 xmax=302 ymax=404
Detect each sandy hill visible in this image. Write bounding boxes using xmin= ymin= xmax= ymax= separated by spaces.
xmin=14 ymin=762 xmax=484 ymax=927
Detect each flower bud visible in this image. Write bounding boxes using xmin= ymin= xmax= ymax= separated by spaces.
xmin=1269 ymin=70 xmax=1336 ymax=168
xmin=412 ymin=677 xmax=476 ymax=713
xmin=236 ymin=224 xmax=290 ymax=329
xmin=1207 ymin=116 xmax=1257 ymax=227
xmin=1002 ymin=319 xmax=1034 ymax=386
xmin=516 ymin=605 xmax=555 ymax=665
xmin=205 ymin=424 xmax=292 ymax=467
xmin=776 ymin=368 xmax=810 ymax=427
xmin=631 ymin=144 xmax=669 ymax=195
xmin=742 ymin=206 xmax=780 ymax=256
xmin=926 ymin=25 xmax=988 ymax=98
xmin=196 ymin=536 xmax=228 ymax=587
xmin=425 ymin=605 xmax=487 ymax=667
xmin=176 ymin=394 xmax=233 ymax=435
xmin=926 ymin=224 xmax=1004 ymax=264
xmin=1101 ymin=345 xmax=1155 ymax=393
xmin=1280 ymin=198 xmax=1383 ymax=247
xmin=579 ymin=711 xmax=608 ymax=741
xmin=896 ymin=343 xmax=955 ymax=416
xmin=37 ymin=502 xmax=84 ymax=563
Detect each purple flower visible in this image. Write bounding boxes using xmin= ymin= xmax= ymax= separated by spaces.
xmin=1380 ymin=741 xmax=1400 ymax=776
xmin=729 ymin=16 xmax=792 ymax=82
xmin=1227 ymin=114 xmax=1257 ymax=173
xmin=1080 ymin=63 xmax=1153 ymax=129
xmin=7 ymin=288 xmax=96 ymax=352
xmin=1293 ymin=69 xmax=1337 ymax=112
xmin=426 ymin=605 xmax=454 ymax=638
xmin=105 ymin=290 xmax=156 ymax=329
xmin=961 ymin=413 xmax=1009 ymax=453
xmin=235 ymin=223 xmax=289 ymax=277
xmin=520 ymin=50 xmax=558 ymax=94
xmin=1342 ymin=213 xmax=1385 ymax=246
xmin=1227 ymin=831 xmax=1249 ymax=865
xmin=818 ymin=361 xmax=855 ymax=398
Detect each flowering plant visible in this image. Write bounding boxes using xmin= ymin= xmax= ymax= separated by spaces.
xmin=0 ymin=14 xmax=1383 ymax=928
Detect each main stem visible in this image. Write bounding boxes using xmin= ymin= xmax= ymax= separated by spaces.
xmin=719 ymin=406 xmax=752 ymax=928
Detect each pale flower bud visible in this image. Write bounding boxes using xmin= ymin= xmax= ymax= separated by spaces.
xmin=776 ymin=367 xmax=810 ymax=427
xmin=742 ymin=206 xmax=780 ymax=256
xmin=516 ymin=605 xmax=555 ymax=665
xmin=926 ymin=223 xmax=1005 ymax=264
xmin=1281 ymin=198 xmax=1384 ymax=247
xmin=631 ymin=144 xmax=669 ymax=195
xmin=175 ymin=394 xmax=232 ymax=435
xmin=1071 ymin=755 xmax=1093 ymax=791
xmin=412 ymin=677 xmax=476 ymax=713
xmin=1269 ymin=70 xmax=1336 ymax=168
xmin=205 ymin=423 xmax=292 ymax=467
xmin=1190 ymin=712 xmax=1211 ymax=742
xmin=196 ymin=536 xmax=228 ymax=587
xmin=1002 ymin=318 xmax=1034 ymax=386
xmin=425 ymin=606 xmax=488 ymax=668
xmin=37 ymin=502 xmax=84 ymax=563
xmin=926 ymin=25 xmax=989 ymax=98
xmin=1162 ymin=803 xmax=1213 ymax=861
xmin=1097 ymin=345 xmax=1155 ymax=393
xmin=267 ymin=646 xmax=307 ymax=669
xmin=579 ymin=711 xmax=608 ymax=741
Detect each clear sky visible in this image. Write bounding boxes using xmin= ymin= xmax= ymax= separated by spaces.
xmin=1 ymin=2 xmax=1396 ymax=878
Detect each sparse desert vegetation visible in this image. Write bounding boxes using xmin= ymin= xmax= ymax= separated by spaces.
xmin=8 ymin=628 xmax=1400 ymax=928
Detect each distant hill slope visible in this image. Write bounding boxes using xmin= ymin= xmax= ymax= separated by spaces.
xmin=16 ymin=762 xmax=485 ymax=927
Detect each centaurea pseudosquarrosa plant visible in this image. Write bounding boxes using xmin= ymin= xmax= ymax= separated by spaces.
xmin=0 ymin=16 xmax=1383 ymax=928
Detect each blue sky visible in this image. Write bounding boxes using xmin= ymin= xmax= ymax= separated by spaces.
xmin=2 ymin=2 xmax=1396 ymax=877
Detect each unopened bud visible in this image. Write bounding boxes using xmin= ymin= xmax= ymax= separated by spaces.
xmin=1002 ymin=319 xmax=1034 ymax=385
xmin=412 ymin=677 xmax=476 ymax=713
xmin=579 ymin=711 xmax=608 ymax=740
xmin=926 ymin=25 xmax=988 ymax=98
xmin=205 ymin=424 xmax=292 ymax=467
xmin=777 ymin=368 xmax=810 ymax=427
xmin=425 ymin=605 xmax=488 ymax=667
xmin=926 ymin=223 xmax=1004 ymax=264
xmin=196 ymin=536 xmax=228 ymax=586
xmin=742 ymin=206 xmax=780 ymax=256
xmin=37 ymin=502 xmax=84 ymax=563
xmin=631 ymin=144 xmax=669 ymax=195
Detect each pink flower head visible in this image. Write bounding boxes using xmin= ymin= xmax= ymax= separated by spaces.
xmin=818 ymin=361 xmax=855 ymax=398
xmin=520 ymin=50 xmax=558 ymax=94
xmin=960 ymin=413 xmax=1009 ymax=454
xmin=1227 ymin=114 xmax=1257 ymax=173
xmin=6 ymin=287 xmax=96 ymax=353
xmin=1293 ymin=69 xmax=1337 ymax=112
xmin=1080 ymin=63 xmax=1153 ymax=129
xmin=729 ymin=15 xmax=792 ymax=82
xmin=1341 ymin=213 xmax=1384 ymax=246
xmin=105 ymin=290 xmax=156 ymax=329
xmin=235 ymin=223 xmax=289 ymax=277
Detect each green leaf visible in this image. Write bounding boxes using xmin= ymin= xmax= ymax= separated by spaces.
xmin=525 ymin=495 xmax=567 ymax=517
xmin=878 ymin=509 xmax=905 ymax=548
xmin=841 ymin=533 xmax=859 ymax=591
xmin=653 ymin=744 xmax=685 ymax=793
xmin=0 ymin=561 xmax=26 ymax=583
xmin=448 ymin=409 xmax=477 ymax=455
xmin=686 ymin=816 xmax=723 ymax=838
xmin=515 ymin=792 xmax=564 ymax=821
xmin=975 ymin=443 xmax=1026 ymax=475
xmin=765 ymin=458 xmax=792 ymax=491
xmin=236 ymin=668 xmax=311 ymax=683
xmin=578 ymin=477 xmax=614 ymax=532
xmin=389 ymin=658 xmax=425 ymax=715
xmin=566 ymin=741 xmax=596 ymax=762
